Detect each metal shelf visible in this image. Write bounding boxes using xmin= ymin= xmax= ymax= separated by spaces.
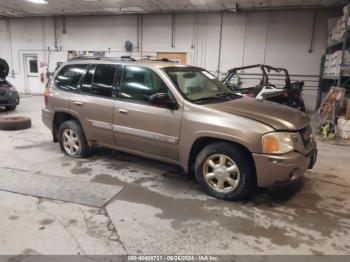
xmin=317 ymin=26 xmax=350 ymax=109
xmin=322 ymin=75 xmax=339 ymax=80
xmin=327 ymin=39 xmax=345 ymax=50
xmin=326 ymin=27 xmax=350 ymax=52
xmin=322 ymin=74 xmax=350 ymax=80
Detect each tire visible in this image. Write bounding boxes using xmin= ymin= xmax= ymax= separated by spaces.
xmin=0 ymin=116 xmax=31 ymax=130
xmin=298 ymin=101 xmax=306 ymax=112
xmin=5 ymin=105 xmax=16 ymax=111
xmin=58 ymin=120 xmax=89 ymax=158
xmin=194 ymin=142 xmax=254 ymax=200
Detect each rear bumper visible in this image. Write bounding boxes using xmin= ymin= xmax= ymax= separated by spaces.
xmin=253 ymin=146 xmax=317 ymax=187
xmin=42 ymin=108 xmax=54 ymax=130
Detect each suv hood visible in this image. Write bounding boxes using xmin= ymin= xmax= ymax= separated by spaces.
xmin=204 ymin=97 xmax=309 ymax=130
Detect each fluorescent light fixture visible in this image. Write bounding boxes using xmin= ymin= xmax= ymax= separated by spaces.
xmin=27 ymin=0 xmax=48 ymax=4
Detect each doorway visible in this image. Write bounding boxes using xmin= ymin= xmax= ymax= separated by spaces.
xmin=23 ymin=54 xmax=41 ymax=94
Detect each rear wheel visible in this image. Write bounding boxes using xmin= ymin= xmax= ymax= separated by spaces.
xmin=194 ymin=142 xmax=254 ymax=200
xmin=58 ymin=120 xmax=89 ymax=158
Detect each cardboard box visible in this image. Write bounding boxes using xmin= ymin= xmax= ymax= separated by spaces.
xmin=328 ymin=16 xmax=347 ymax=44
xmin=338 ymin=116 xmax=350 ymax=139
xmin=338 ymin=130 xmax=350 ymax=139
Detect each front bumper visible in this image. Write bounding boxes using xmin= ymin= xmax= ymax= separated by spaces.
xmin=253 ymin=146 xmax=317 ymax=187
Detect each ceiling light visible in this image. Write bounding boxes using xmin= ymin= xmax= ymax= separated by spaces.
xmin=26 ymin=0 xmax=48 ymax=4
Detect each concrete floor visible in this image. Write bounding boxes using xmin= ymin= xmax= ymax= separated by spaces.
xmin=0 ymin=96 xmax=350 ymax=255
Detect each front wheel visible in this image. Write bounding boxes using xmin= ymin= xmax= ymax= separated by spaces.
xmin=194 ymin=142 xmax=254 ymax=200
xmin=296 ymin=100 xmax=306 ymax=112
xmin=58 ymin=120 xmax=89 ymax=158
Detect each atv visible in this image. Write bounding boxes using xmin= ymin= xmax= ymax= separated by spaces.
xmin=222 ymin=64 xmax=306 ymax=112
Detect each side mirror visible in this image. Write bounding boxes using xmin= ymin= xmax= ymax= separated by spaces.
xmin=149 ymin=93 xmax=178 ymax=110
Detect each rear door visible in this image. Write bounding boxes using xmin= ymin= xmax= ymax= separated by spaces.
xmin=72 ymin=63 xmax=119 ymax=147
xmin=113 ymin=65 xmax=182 ymax=161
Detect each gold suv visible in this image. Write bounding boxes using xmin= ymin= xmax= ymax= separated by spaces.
xmin=42 ymin=58 xmax=317 ymax=200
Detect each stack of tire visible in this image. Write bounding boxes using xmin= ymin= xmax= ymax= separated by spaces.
xmin=0 ymin=58 xmax=31 ymax=131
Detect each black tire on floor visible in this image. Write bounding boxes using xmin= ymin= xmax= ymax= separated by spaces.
xmin=194 ymin=142 xmax=254 ymax=201
xmin=0 ymin=116 xmax=31 ymax=130
xmin=58 ymin=120 xmax=89 ymax=158
xmin=5 ymin=105 xmax=16 ymax=111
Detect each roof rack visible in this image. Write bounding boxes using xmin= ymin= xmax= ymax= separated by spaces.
xmin=68 ymin=55 xmax=137 ymax=61
xmin=68 ymin=56 xmax=103 ymax=61
xmin=120 ymin=56 xmax=136 ymax=61
xmin=142 ymin=56 xmax=176 ymax=63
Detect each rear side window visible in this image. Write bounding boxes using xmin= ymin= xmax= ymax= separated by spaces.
xmin=91 ymin=64 xmax=117 ymax=98
xmin=120 ymin=66 xmax=169 ymax=103
xmin=54 ymin=64 xmax=87 ymax=91
xmin=80 ymin=65 xmax=95 ymax=93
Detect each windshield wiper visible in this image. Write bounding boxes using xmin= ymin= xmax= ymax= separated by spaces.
xmin=213 ymin=92 xmax=237 ymax=99
xmin=192 ymin=92 xmax=238 ymax=104
xmin=192 ymin=96 xmax=226 ymax=103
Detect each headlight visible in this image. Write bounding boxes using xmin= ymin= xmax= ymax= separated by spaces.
xmin=262 ymin=132 xmax=295 ymax=154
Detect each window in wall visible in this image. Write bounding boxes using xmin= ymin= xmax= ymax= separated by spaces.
xmin=91 ymin=64 xmax=117 ymax=98
xmin=120 ymin=66 xmax=169 ymax=104
xmin=29 ymin=59 xmax=38 ymax=74
xmin=54 ymin=64 xmax=88 ymax=91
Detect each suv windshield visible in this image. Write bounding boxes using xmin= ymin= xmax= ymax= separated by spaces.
xmin=164 ymin=67 xmax=240 ymax=104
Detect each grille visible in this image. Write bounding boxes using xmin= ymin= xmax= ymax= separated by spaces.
xmin=299 ymin=125 xmax=313 ymax=147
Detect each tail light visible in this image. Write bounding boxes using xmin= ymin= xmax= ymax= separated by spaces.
xmin=44 ymin=88 xmax=49 ymax=106
xmin=244 ymin=92 xmax=253 ymax=97
xmin=283 ymin=91 xmax=289 ymax=97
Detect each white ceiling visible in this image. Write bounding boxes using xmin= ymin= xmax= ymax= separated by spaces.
xmin=0 ymin=0 xmax=347 ymax=17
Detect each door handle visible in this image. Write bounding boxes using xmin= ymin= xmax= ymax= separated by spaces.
xmin=118 ymin=108 xmax=128 ymax=114
xmin=73 ymin=101 xmax=83 ymax=106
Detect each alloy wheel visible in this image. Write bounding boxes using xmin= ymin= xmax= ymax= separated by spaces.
xmin=203 ymin=154 xmax=240 ymax=193
xmin=62 ymin=128 xmax=80 ymax=156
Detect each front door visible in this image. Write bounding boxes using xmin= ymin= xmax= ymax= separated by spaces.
xmin=114 ymin=65 xmax=182 ymax=161
xmin=24 ymin=55 xmax=41 ymax=94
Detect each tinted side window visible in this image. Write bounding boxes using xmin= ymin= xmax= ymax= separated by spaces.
xmin=120 ymin=66 xmax=169 ymax=103
xmin=92 ymin=64 xmax=117 ymax=98
xmin=80 ymin=65 xmax=95 ymax=93
xmin=54 ymin=64 xmax=87 ymax=91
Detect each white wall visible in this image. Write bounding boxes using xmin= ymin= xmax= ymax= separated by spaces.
xmin=0 ymin=10 xmax=333 ymax=110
